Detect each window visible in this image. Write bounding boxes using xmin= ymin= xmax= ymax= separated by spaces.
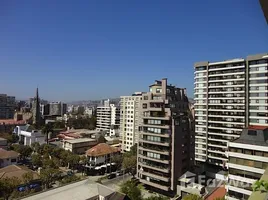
xmin=156 ymin=88 xmax=162 ymax=93
xmin=248 ymin=130 xmax=257 ymax=136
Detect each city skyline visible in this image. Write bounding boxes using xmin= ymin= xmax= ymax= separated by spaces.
xmin=1 ymin=0 xmax=268 ymax=101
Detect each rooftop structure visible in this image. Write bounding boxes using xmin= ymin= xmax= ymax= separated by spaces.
xmin=62 ymin=138 xmax=97 ymax=154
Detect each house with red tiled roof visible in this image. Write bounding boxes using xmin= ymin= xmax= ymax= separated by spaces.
xmin=0 ymin=165 xmax=39 ymax=182
xmin=85 ymin=143 xmax=120 ymax=168
xmin=0 ymin=149 xmax=19 ymax=168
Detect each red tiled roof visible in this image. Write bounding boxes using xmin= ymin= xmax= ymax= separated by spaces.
xmin=86 ymin=143 xmax=120 ymax=157
xmin=0 ymin=119 xmax=26 ymax=125
xmin=248 ymin=126 xmax=268 ymax=130
xmin=205 ymin=185 xmax=226 ymax=200
xmin=0 ymin=165 xmax=39 ymax=181
xmin=0 ymin=149 xmax=19 ymax=159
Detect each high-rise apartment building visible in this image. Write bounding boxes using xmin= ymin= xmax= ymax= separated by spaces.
xmin=120 ymin=92 xmax=143 ymax=152
xmin=194 ymin=53 xmax=268 ymax=167
xmin=137 ymin=78 xmax=194 ymax=195
xmin=96 ymin=100 xmax=120 ymax=135
xmin=0 ymin=94 xmax=16 ymax=119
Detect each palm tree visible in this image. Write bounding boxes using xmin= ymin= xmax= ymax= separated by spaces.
xmin=42 ymin=123 xmax=53 ymax=145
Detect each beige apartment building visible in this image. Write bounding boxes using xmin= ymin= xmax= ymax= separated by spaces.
xmin=120 ymin=92 xmax=143 ymax=152
xmin=137 ymin=78 xmax=194 ymax=195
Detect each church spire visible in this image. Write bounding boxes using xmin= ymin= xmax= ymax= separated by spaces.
xmin=34 ymin=87 xmax=40 ymax=129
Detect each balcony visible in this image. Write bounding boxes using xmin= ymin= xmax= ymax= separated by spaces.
xmin=143 ymin=111 xmax=170 ymax=120
xmin=140 ymin=130 xmax=170 ymax=138
xmin=138 ymin=154 xmax=170 ymax=164
xmin=139 ymin=145 xmax=170 ymax=155
xmin=138 ymin=170 xmax=170 ymax=182
xmin=139 ymin=178 xmax=170 ymax=191
xmin=139 ymin=138 xmax=170 ymax=147
xmin=139 ymin=162 xmax=170 ymax=173
xmin=143 ymin=123 xmax=170 ymax=129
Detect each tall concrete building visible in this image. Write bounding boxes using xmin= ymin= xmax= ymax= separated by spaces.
xmin=0 ymin=94 xmax=16 ymax=119
xmin=137 ymin=78 xmax=194 ymax=195
xmin=120 ymin=92 xmax=143 ymax=152
xmin=96 ymin=100 xmax=120 ymax=135
xmin=194 ymin=53 xmax=268 ymax=167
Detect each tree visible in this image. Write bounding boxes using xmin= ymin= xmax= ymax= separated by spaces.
xmin=42 ymin=123 xmax=53 ymax=144
xmin=213 ymin=197 xmax=225 ymax=200
xmin=111 ymin=154 xmax=123 ymax=169
xmin=182 ymin=194 xmax=203 ymax=200
xmin=67 ymin=153 xmax=80 ymax=170
xmin=31 ymin=142 xmax=41 ymax=153
xmin=129 ymin=144 xmax=137 ymax=155
xmin=120 ymin=180 xmax=142 ymax=200
xmin=40 ymin=168 xmax=60 ymax=189
xmin=22 ymin=172 xmax=34 ymax=184
xmin=12 ymin=144 xmax=32 ymax=160
xmin=0 ymin=177 xmax=21 ymax=200
xmin=144 ymin=195 xmax=169 ymax=200
xmin=122 ymin=144 xmax=137 ymax=177
xmin=31 ymin=153 xmax=42 ymax=167
xmin=252 ymin=180 xmax=268 ymax=192
xmin=42 ymin=157 xmax=59 ymax=169
xmin=20 ymin=145 xmax=33 ymax=159
xmin=79 ymin=155 xmax=87 ymax=175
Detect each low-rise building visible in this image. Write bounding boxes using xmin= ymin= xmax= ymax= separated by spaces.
xmin=0 ymin=137 xmax=8 ymax=150
xmin=85 ymin=143 xmax=120 ymax=168
xmin=226 ymin=126 xmax=268 ymax=200
xmin=14 ymin=125 xmax=45 ymax=146
xmin=0 ymin=119 xmax=26 ymax=133
xmin=62 ymin=138 xmax=97 ymax=154
xmin=0 ymin=149 xmax=19 ymax=168
xmin=0 ymin=165 xmax=39 ymax=182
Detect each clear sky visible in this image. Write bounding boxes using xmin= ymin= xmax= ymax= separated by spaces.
xmin=0 ymin=0 xmax=267 ymax=102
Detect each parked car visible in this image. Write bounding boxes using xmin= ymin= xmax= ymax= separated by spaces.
xmin=116 ymin=170 xmax=123 ymax=176
xmin=107 ymin=173 xmax=116 ymax=179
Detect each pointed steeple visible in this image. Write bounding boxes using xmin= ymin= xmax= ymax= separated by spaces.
xmin=36 ymin=87 xmax=39 ymax=100
xmin=34 ymin=87 xmax=40 ymax=129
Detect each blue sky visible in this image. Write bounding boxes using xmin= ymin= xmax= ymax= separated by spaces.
xmin=0 ymin=0 xmax=267 ymax=101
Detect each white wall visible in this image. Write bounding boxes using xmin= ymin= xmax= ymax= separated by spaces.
xmin=0 ymin=157 xmax=18 ymax=168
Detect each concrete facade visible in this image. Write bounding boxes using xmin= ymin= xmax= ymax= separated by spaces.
xmin=120 ymin=92 xmax=143 ymax=152
xmin=194 ymin=53 xmax=268 ymax=167
xmin=137 ymin=78 xmax=194 ymax=195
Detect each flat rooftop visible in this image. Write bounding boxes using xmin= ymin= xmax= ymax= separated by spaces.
xmin=64 ymin=138 xmax=96 ymax=144
xmin=23 ymin=179 xmax=98 ymax=200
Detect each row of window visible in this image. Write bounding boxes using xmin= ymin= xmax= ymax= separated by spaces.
xmin=147 ymin=152 xmax=161 ymax=159
xmin=145 ymin=136 xmax=161 ymax=142
xmin=146 ymin=127 xmax=162 ymax=134
xmin=148 ymin=119 xmax=162 ymax=125
xmin=229 ymin=157 xmax=268 ymax=169
xmin=230 ymin=148 xmax=268 ymax=157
